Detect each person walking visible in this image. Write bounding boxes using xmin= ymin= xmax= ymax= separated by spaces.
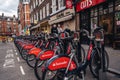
xmin=57 ymin=24 xmax=63 ymax=33
xmin=51 ymin=24 xmax=58 ymax=34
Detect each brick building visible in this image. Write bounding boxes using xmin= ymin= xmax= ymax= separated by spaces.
xmin=30 ymin=0 xmax=52 ymax=34
xmin=0 ymin=13 xmax=19 ymax=41
xmin=0 ymin=13 xmax=19 ymax=36
xmin=29 ymin=0 xmax=76 ymax=35
xmin=18 ymin=0 xmax=30 ymax=35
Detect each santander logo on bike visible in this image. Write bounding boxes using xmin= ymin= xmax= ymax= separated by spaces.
xmin=52 ymin=61 xmax=67 ymax=67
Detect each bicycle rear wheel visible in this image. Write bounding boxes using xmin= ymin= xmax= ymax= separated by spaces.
xmin=89 ymin=49 xmax=109 ymax=78
xmin=21 ymin=49 xmax=28 ymax=60
xmin=34 ymin=59 xmax=44 ymax=80
xmin=42 ymin=69 xmax=65 ymax=80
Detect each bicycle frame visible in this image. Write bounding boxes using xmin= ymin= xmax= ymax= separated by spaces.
xmin=44 ymin=29 xmax=104 ymax=80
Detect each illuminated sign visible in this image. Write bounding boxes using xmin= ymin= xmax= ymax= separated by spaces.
xmin=76 ymin=0 xmax=106 ymax=12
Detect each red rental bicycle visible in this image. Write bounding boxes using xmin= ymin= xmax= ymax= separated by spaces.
xmin=42 ymin=27 xmax=109 ymax=80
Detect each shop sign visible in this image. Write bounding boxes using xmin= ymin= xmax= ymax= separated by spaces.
xmin=66 ymin=0 xmax=73 ymax=9
xmin=50 ymin=9 xmax=74 ymax=21
xmin=76 ymin=0 xmax=106 ymax=12
xmin=56 ymin=12 xmax=64 ymax=19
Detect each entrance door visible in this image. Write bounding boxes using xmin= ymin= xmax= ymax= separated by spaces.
xmin=80 ymin=9 xmax=90 ymax=44
xmin=99 ymin=13 xmax=113 ymax=46
xmin=80 ymin=10 xmax=90 ymax=31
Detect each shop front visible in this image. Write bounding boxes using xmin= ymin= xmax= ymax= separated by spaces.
xmin=76 ymin=0 xmax=120 ymax=47
xmin=49 ymin=8 xmax=75 ymax=32
xmin=39 ymin=20 xmax=50 ymax=34
xmin=30 ymin=19 xmax=50 ymax=35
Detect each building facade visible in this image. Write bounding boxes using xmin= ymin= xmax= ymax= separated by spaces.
xmin=0 ymin=13 xmax=19 ymax=41
xmin=49 ymin=0 xmax=76 ymax=31
xmin=18 ymin=0 xmax=30 ymax=35
xmin=30 ymin=0 xmax=76 ymax=35
xmin=30 ymin=0 xmax=52 ymax=34
xmin=75 ymin=0 xmax=120 ymax=48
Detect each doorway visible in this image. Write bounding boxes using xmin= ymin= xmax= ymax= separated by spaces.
xmin=99 ymin=13 xmax=113 ymax=46
xmin=80 ymin=9 xmax=90 ymax=44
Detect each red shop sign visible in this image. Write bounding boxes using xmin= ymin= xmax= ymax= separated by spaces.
xmin=66 ymin=0 xmax=73 ymax=9
xmin=76 ymin=0 xmax=106 ymax=12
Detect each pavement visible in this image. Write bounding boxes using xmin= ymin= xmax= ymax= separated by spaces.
xmin=0 ymin=42 xmax=37 ymax=80
xmin=82 ymin=44 xmax=120 ymax=80
xmin=0 ymin=42 xmax=120 ymax=80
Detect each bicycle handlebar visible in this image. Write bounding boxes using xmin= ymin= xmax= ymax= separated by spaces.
xmin=80 ymin=27 xmax=104 ymax=40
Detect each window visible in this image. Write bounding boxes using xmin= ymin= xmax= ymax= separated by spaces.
xmin=91 ymin=8 xmax=98 ymax=29
xmin=30 ymin=15 xmax=32 ymax=23
xmin=36 ymin=12 xmax=38 ymax=21
xmin=7 ymin=25 xmax=11 ymax=32
xmin=115 ymin=11 xmax=120 ymax=34
xmin=34 ymin=14 xmax=36 ymax=21
xmin=39 ymin=0 xmax=41 ymax=5
xmin=58 ymin=0 xmax=64 ymax=9
xmin=40 ymin=9 xmax=42 ymax=20
xmin=43 ymin=7 xmax=46 ymax=18
xmin=51 ymin=0 xmax=57 ymax=13
xmin=36 ymin=0 xmax=38 ymax=6
xmin=46 ymin=3 xmax=49 ymax=16
xmin=99 ymin=6 xmax=103 ymax=15
xmin=115 ymin=0 xmax=120 ymax=11
xmin=108 ymin=2 xmax=113 ymax=13
xmin=0 ymin=25 xmax=1 ymax=32
xmin=91 ymin=8 xmax=98 ymax=17
xmin=34 ymin=1 xmax=35 ymax=8
xmin=31 ymin=5 xmax=33 ymax=12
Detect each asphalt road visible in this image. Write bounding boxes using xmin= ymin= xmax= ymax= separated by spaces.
xmin=0 ymin=42 xmax=119 ymax=80
xmin=0 ymin=42 xmax=36 ymax=80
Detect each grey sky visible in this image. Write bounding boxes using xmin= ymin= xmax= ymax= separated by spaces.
xmin=0 ymin=0 xmax=19 ymax=17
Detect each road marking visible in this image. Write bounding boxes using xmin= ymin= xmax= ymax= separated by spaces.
xmin=17 ymin=57 xmax=20 ymax=62
xmin=3 ymin=59 xmax=15 ymax=68
xmin=3 ymin=49 xmax=15 ymax=68
xmin=5 ymin=53 xmax=14 ymax=58
xmin=6 ymin=49 xmax=13 ymax=54
xmin=20 ymin=66 xmax=25 ymax=75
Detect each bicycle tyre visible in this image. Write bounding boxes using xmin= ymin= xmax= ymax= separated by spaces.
xmin=89 ymin=49 xmax=109 ymax=78
xmin=34 ymin=59 xmax=44 ymax=80
xmin=26 ymin=54 xmax=38 ymax=68
xmin=42 ymin=69 xmax=65 ymax=80
xmin=20 ymin=48 xmax=28 ymax=60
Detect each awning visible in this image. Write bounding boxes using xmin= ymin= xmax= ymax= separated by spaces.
xmin=30 ymin=23 xmax=40 ymax=30
xmin=49 ymin=14 xmax=73 ymax=25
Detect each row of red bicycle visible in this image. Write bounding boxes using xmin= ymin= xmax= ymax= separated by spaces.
xmin=14 ymin=27 xmax=109 ymax=80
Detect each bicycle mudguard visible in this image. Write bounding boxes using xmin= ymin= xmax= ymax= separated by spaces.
xmin=39 ymin=50 xmax=54 ymax=60
xmin=28 ymin=47 xmax=42 ymax=56
xmin=23 ymin=44 xmax=34 ymax=50
xmin=46 ymin=55 xmax=77 ymax=71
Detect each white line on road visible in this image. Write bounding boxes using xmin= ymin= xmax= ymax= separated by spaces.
xmin=20 ymin=66 xmax=25 ymax=75
xmin=17 ymin=57 xmax=20 ymax=62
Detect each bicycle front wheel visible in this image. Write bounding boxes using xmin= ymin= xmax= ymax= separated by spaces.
xmin=26 ymin=54 xmax=37 ymax=68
